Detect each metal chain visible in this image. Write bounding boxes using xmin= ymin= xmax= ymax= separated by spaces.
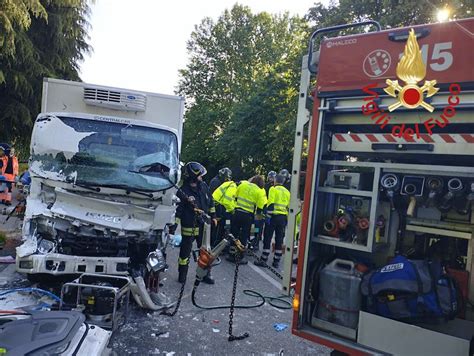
xmin=161 ymin=281 xmax=186 ymax=317
xmin=246 ymin=249 xmax=284 ymax=280
xmin=228 ymin=252 xmax=249 ymax=342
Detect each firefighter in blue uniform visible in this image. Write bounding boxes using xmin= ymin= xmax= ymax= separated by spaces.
xmin=175 ymin=162 xmax=216 ymax=284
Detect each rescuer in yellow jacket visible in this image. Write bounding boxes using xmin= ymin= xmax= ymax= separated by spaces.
xmin=227 ymin=175 xmax=267 ymax=264
xmin=254 ymin=173 xmax=290 ymax=269
xmin=212 ymin=179 xmax=237 ymax=247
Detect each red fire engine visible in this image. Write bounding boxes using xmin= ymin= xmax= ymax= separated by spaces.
xmin=284 ymin=18 xmax=474 ymax=355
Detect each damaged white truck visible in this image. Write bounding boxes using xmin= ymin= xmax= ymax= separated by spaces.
xmin=16 ymin=78 xmax=184 ymax=309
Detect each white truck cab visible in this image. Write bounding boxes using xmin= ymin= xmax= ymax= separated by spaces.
xmin=16 ymin=79 xmax=184 ymax=294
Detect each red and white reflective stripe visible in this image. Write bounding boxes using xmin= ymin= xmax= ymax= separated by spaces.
xmin=333 ymin=133 xmax=474 ymax=144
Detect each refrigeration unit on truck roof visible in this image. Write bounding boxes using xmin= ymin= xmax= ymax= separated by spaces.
xmin=41 ymin=78 xmax=184 ymax=145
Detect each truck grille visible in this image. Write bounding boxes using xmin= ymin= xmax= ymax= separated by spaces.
xmin=59 ymin=233 xmax=129 ymax=257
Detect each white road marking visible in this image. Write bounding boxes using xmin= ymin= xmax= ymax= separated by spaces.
xmin=247 ymin=262 xmax=282 ymax=290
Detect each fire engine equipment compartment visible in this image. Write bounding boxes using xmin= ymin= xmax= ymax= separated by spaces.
xmin=287 ymin=18 xmax=474 ymax=356
xmin=313 ymin=259 xmax=362 ymax=339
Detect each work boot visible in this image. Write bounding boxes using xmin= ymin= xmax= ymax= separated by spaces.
xmin=202 ymin=270 xmax=215 ymax=285
xmin=253 ymin=259 xmax=267 ymax=267
xmin=178 ymin=265 xmax=188 ymax=284
xmin=272 ymin=260 xmax=280 ymax=269
xmin=249 ymin=238 xmax=260 ymax=251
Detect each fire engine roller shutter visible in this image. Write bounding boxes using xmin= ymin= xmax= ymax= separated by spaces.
xmin=321 ymin=91 xmax=474 ymax=156
xmin=331 ymin=133 xmax=474 ymax=155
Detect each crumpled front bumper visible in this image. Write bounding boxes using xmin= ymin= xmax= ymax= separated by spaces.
xmin=16 ymin=253 xmax=130 ymax=276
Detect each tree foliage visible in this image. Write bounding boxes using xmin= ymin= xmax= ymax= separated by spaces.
xmin=0 ymin=0 xmax=91 ymax=158
xmin=307 ymin=0 xmax=473 ymax=30
xmin=179 ymin=2 xmax=473 ymax=179
xmin=178 ymin=4 xmax=308 ymax=178
xmin=0 ymin=0 xmax=47 ymax=61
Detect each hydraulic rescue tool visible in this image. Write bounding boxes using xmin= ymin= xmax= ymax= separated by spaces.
xmin=194 ymin=229 xmax=245 ymax=286
xmin=162 ymin=185 xmax=292 ymax=341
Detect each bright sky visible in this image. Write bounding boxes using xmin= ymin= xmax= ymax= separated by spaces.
xmin=80 ymin=0 xmax=320 ymax=95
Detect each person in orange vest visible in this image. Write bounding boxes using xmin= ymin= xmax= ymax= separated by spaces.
xmin=0 ymin=146 xmax=12 ymax=206
xmin=0 ymin=147 xmax=6 ymax=174
xmin=4 ymin=148 xmax=19 ymax=205
xmin=10 ymin=148 xmax=19 ymax=178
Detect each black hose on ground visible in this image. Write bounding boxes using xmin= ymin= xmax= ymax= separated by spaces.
xmin=191 ymin=282 xmax=292 ymax=310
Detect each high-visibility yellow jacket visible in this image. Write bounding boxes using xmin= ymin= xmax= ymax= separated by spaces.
xmin=296 ymin=210 xmax=301 ymax=231
xmin=212 ymin=181 xmax=237 ymax=213
xmin=267 ymin=185 xmax=290 ymax=216
xmin=235 ymin=180 xmax=267 ymax=214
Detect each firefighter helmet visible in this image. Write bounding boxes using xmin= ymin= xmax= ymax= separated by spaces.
xmin=275 ymin=174 xmax=286 ymax=185
xmin=267 ymin=170 xmax=277 ymax=182
xmin=184 ymin=162 xmax=207 ymax=181
xmin=218 ymin=167 xmax=232 ymax=181
xmin=279 ymin=169 xmax=291 ymax=182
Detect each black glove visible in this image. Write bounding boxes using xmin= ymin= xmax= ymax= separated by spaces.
xmin=168 ymin=223 xmax=178 ymax=235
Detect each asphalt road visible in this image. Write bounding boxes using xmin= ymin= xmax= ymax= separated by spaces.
xmin=110 ymin=244 xmax=330 ymax=355
xmin=0 ymin=199 xmax=330 ymax=355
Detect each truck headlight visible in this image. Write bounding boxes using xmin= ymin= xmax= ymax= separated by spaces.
xmin=19 ymin=260 xmax=34 ymax=269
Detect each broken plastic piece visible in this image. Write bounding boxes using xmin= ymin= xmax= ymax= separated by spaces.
xmin=273 ymin=323 xmax=288 ymax=332
xmin=172 ymin=234 xmax=182 ymax=247
xmin=16 ymin=235 xmax=38 ymax=258
xmin=0 ymin=256 xmax=15 ymax=264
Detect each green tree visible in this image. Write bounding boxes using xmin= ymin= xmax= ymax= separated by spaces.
xmin=0 ymin=0 xmax=91 ymax=157
xmin=0 ymin=0 xmax=47 ymax=82
xmin=307 ymin=0 xmax=473 ymax=29
xmin=178 ymin=4 xmax=308 ymax=178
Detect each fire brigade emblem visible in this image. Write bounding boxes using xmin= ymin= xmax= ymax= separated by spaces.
xmin=384 ymin=29 xmax=439 ymax=112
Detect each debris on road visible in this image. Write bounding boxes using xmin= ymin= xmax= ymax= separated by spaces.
xmin=273 ymin=323 xmax=288 ymax=332
xmin=0 ymin=255 xmax=15 ymax=263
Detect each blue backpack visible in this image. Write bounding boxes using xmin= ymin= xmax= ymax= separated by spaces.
xmin=361 ymin=255 xmax=458 ymax=322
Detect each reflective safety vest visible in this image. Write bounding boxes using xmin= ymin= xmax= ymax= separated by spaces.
xmin=235 ymin=180 xmax=267 ymax=214
xmin=3 ymin=155 xmax=18 ymax=181
xmin=212 ymin=181 xmax=237 ymax=213
xmin=267 ymin=185 xmax=290 ymax=216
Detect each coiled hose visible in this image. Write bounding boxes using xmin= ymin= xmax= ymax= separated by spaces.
xmin=191 ymin=283 xmax=292 ymax=310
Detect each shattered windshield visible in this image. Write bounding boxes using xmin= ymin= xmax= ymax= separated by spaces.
xmin=30 ymin=116 xmax=179 ymax=192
